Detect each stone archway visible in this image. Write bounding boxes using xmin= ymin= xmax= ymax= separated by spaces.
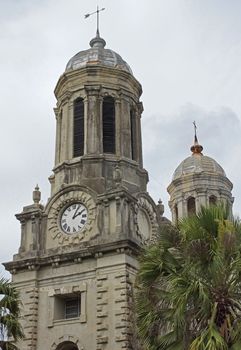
xmin=56 ymin=341 xmax=79 ymax=350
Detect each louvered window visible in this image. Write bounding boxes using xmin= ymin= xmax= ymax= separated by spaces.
xmin=65 ymin=297 xmax=80 ymax=319
xmin=103 ymin=97 xmax=115 ymax=153
xmin=174 ymin=204 xmax=178 ymax=223
xmin=209 ymin=195 xmax=217 ymax=206
xmin=73 ymin=98 xmax=84 ymax=157
xmin=130 ymin=109 xmax=137 ymax=160
xmin=187 ymin=197 xmax=196 ymax=216
xmin=53 ymin=294 xmax=81 ymax=321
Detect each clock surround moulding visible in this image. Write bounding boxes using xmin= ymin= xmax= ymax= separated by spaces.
xmin=47 ymin=188 xmax=97 ymax=245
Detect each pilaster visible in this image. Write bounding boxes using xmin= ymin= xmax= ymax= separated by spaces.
xmin=136 ymin=102 xmax=143 ymax=168
xmin=120 ymin=94 xmax=132 ymax=159
xmin=85 ymin=85 xmax=102 ymax=155
xmin=114 ymin=270 xmax=133 ymax=350
xmin=54 ymin=107 xmax=62 ymax=166
xmin=60 ymin=100 xmax=70 ymax=162
xmin=24 ymin=286 xmax=39 ymax=350
xmin=96 ymin=273 xmax=109 ymax=350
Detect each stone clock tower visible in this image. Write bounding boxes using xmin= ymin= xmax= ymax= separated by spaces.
xmin=4 ymin=31 xmax=161 ymax=350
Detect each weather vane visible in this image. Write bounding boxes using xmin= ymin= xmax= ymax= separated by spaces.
xmin=84 ymin=6 xmax=105 ymax=35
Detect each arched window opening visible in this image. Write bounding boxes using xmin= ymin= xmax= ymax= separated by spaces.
xmin=187 ymin=197 xmax=196 ymax=216
xmin=73 ymin=98 xmax=84 ymax=157
xmin=103 ymin=96 xmax=115 ymax=153
xmin=56 ymin=341 xmax=78 ymax=350
xmin=209 ymin=195 xmax=217 ymax=206
xmin=174 ymin=204 xmax=178 ymax=224
xmin=130 ymin=109 xmax=137 ymax=161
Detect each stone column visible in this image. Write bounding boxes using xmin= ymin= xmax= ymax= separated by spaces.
xmin=170 ymin=201 xmax=177 ymax=224
xmin=19 ymin=219 xmax=26 ymax=253
xmin=198 ymin=192 xmax=207 ymax=209
xmin=31 ymin=213 xmax=42 ymax=252
xmin=120 ymin=96 xmax=132 ymax=159
xmin=137 ymin=102 xmax=143 ymax=168
xmin=180 ymin=197 xmax=187 ymax=218
xmin=85 ymin=85 xmax=101 ymax=154
xmin=83 ymin=96 xmax=88 ymax=155
xmin=31 ymin=214 xmax=37 ymax=251
xmin=115 ymin=97 xmax=122 ymax=157
xmin=54 ymin=108 xmax=62 ymax=166
xmin=67 ymin=100 xmax=74 ymax=159
xmin=195 ymin=195 xmax=201 ymax=213
xmin=115 ymin=196 xmax=122 ymax=235
xmin=60 ymin=100 xmax=70 ymax=162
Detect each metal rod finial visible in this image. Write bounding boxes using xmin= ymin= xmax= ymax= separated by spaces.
xmin=84 ymin=6 xmax=105 ymax=36
xmin=193 ymin=121 xmax=198 ymax=142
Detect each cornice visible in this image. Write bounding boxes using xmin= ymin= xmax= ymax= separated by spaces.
xmin=54 ymin=65 xmax=142 ymax=99
xmin=168 ymin=172 xmax=233 ymax=191
xmin=3 ymin=239 xmax=141 ymax=274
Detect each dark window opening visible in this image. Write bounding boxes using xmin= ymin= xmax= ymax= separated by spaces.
xmin=65 ymin=297 xmax=80 ymax=319
xmin=187 ymin=197 xmax=196 ymax=216
xmin=130 ymin=109 xmax=137 ymax=160
xmin=73 ymin=98 xmax=84 ymax=157
xmin=56 ymin=341 xmax=79 ymax=350
xmin=209 ymin=195 xmax=217 ymax=206
xmin=54 ymin=294 xmax=80 ymax=320
xmin=103 ymin=97 xmax=115 ymax=153
xmin=174 ymin=204 xmax=178 ymax=223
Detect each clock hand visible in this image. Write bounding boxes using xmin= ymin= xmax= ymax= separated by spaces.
xmin=73 ymin=208 xmax=85 ymax=220
xmin=72 ymin=204 xmax=80 ymax=219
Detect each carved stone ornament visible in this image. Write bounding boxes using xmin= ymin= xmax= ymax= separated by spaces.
xmin=136 ymin=195 xmax=158 ymax=243
xmin=48 ymin=190 xmax=97 ymax=245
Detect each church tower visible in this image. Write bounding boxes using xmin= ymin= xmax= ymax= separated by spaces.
xmin=4 ymin=29 xmax=160 ymax=350
xmin=167 ymin=128 xmax=233 ymax=223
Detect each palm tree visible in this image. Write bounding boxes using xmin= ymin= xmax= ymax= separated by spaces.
xmin=135 ymin=205 xmax=241 ymax=350
xmin=0 ymin=278 xmax=23 ymax=350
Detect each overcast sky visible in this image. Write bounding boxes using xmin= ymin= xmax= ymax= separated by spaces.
xmin=1 ymin=0 xmax=241 ymax=277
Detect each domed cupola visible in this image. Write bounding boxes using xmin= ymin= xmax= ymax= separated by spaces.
xmin=167 ymin=125 xmax=233 ymax=223
xmin=66 ymin=31 xmax=133 ymax=74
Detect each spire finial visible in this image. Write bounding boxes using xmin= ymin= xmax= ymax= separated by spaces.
xmin=85 ymin=6 xmax=106 ymax=48
xmin=190 ymin=121 xmax=203 ymax=155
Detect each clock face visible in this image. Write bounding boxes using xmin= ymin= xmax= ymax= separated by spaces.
xmin=60 ymin=202 xmax=88 ymax=234
xmin=137 ymin=208 xmax=151 ymax=240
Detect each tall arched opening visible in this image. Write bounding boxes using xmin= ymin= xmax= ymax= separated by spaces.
xmin=209 ymin=195 xmax=217 ymax=206
xmin=56 ymin=341 xmax=79 ymax=350
xmin=187 ymin=197 xmax=196 ymax=216
xmin=102 ymin=96 xmax=115 ymax=153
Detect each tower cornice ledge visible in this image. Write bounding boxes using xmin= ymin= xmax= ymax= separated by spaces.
xmin=168 ymin=172 xmax=233 ymax=190
xmin=3 ymin=239 xmax=141 ymax=274
xmin=15 ymin=204 xmax=44 ymax=221
xmin=54 ymin=65 xmax=142 ymax=99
